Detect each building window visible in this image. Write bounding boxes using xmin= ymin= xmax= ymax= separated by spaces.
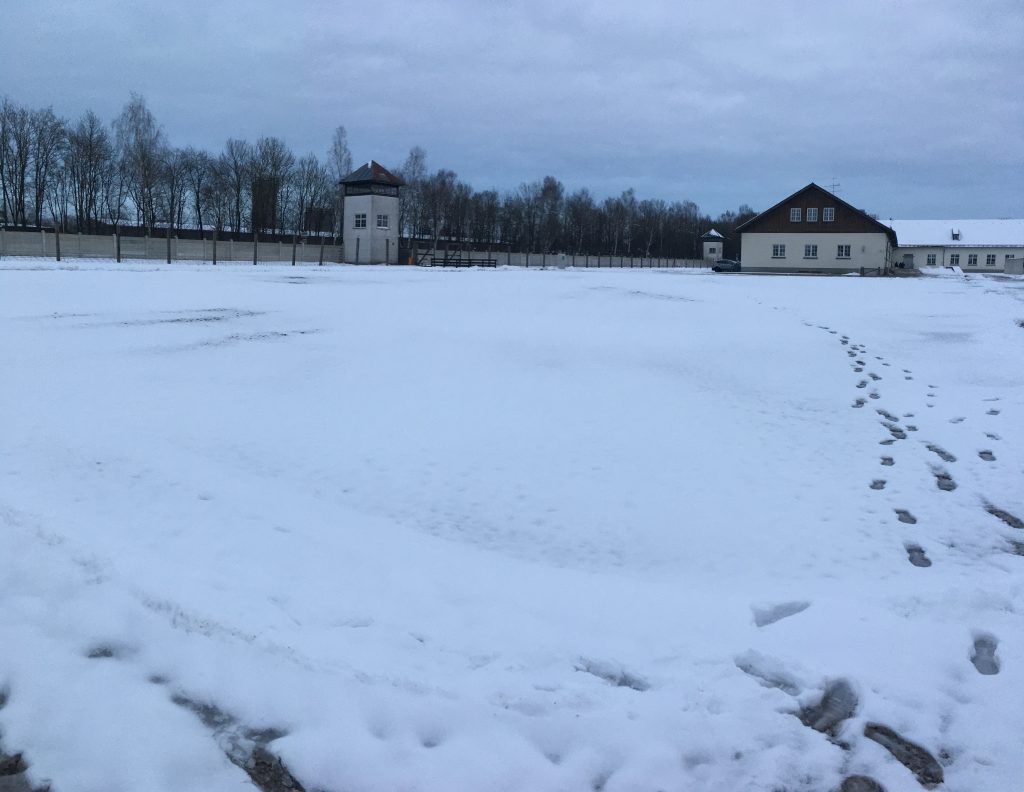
xmin=926 ymin=254 xmax=936 ymax=265
xmin=986 ymin=254 xmax=996 ymax=266
xmin=354 ymin=213 xmax=367 ymax=229
xmin=823 ymin=207 xmax=835 ymax=222
xmin=949 ymin=254 xmax=960 ymax=266
xmin=790 ymin=208 xmax=802 ymax=222
xmin=967 ymin=254 xmax=978 ymax=266
xmin=772 ymin=244 xmax=786 ymax=258
xmin=376 ymin=214 xmax=389 ymax=229
xmin=1008 ymin=254 xmax=1015 ymax=263
xmin=807 ymin=208 xmax=818 ymax=222
xmin=708 ymin=246 xmax=717 ymax=254
xmin=837 ymin=244 xmax=851 ymax=259
xmin=804 ymin=244 xmax=818 ymax=258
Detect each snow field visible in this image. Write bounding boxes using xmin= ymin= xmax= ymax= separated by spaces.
xmin=0 ymin=259 xmax=1022 ymax=791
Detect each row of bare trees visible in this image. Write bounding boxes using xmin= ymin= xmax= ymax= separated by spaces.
xmin=1 ymin=94 xmax=351 ymax=239
xmin=2 ymin=92 xmax=754 ymax=259
xmin=395 ymin=150 xmax=755 ymax=259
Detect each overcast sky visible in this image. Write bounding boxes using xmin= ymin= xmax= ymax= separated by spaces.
xmin=3 ymin=0 xmax=1021 ymax=218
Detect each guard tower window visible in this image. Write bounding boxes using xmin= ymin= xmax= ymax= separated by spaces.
xmin=354 ymin=213 xmax=367 ymax=229
xmin=823 ymin=207 xmax=835 ymax=222
xmin=789 ymin=208 xmax=801 ymax=222
xmin=376 ymin=214 xmax=389 ymax=229
xmin=806 ymin=208 xmax=818 ymax=222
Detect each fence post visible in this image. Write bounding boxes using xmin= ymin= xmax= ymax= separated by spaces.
xmin=0 ymin=227 xmax=5 ymax=259
xmin=291 ymin=233 xmax=297 ymax=266
xmin=253 ymin=232 xmax=258 ymax=266
xmin=53 ymin=228 xmax=60 ymax=261
xmin=386 ymin=237 xmax=390 ymax=265
xmin=319 ymin=236 xmax=325 ymax=265
xmin=212 ymin=230 xmax=217 ymax=266
xmin=278 ymin=240 xmax=283 ymax=261
xmin=355 ymin=237 xmax=360 ymax=264
xmin=166 ymin=232 xmax=172 ymax=265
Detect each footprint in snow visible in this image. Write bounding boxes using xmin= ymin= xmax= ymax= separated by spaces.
xmin=895 ymin=509 xmax=917 ymax=524
xmin=752 ymin=600 xmax=810 ymax=627
xmin=840 ymin=776 xmax=887 ymax=792
xmin=576 ymin=658 xmax=650 ymax=691
xmin=734 ymin=650 xmax=803 ymax=695
xmin=950 ymin=417 xmax=965 ymax=424
xmin=863 ymin=723 xmax=944 ymax=788
xmin=868 ymin=392 xmax=880 ymax=400
xmin=984 ymin=503 xmax=1024 ymax=529
xmin=852 ymin=398 xmax=866 ymax=408
xmin=905 ymin=544 xmax=932 ymax=567
xmin=970 ymin=634 xmax=1000 ymax=675
xmin=987 ymin=408 xmax=1000 ymax=416
xmin=857 ymin=380 xmax=868 ymax=389
xmin=979 ymin=450 xmax=995 ymax=461
xmin=854 ymin=366 xmax=864 ymax=372
xmin=880 ymin=456 xmax=895 ymax=466
xmin=797 ymin=679 xmax=859 ymax=738
xmin=985 ymin=432 xmax=1000 ymax=441
xmin=932 ymin=467 xmax=957 ymax=491
xmin=925 ymin=444 xmax=956 ymax=463
xmin=870 ymin=479 xmax=886 ymax=490
xmin=869 ymin=372 xmax=881 ymax=381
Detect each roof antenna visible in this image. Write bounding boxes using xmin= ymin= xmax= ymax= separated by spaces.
xmin=827 ymin=178 xmax=841 ymax=195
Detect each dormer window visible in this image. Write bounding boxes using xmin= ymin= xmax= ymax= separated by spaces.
xmin=951 ymin=229 xmax=961 ymax=240
xmin=790 ymin=208 xmax=802 ymax=222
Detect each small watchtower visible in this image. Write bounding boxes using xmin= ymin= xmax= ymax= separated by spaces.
xmin=701 ymin=228 xmax=725 ymax=262
xmin=341 ymin=161 xmax=404 ymax=264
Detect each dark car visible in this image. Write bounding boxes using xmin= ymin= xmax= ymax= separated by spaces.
xmin=712 ymin=259 xmax=741 ymax=272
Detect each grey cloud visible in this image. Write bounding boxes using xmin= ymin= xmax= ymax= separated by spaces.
xmin=2 ymin=0 xmax=1021 ymax=216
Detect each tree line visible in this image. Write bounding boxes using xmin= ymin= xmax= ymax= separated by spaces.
xmin=1 ymin=94 xmax=755 ymax=258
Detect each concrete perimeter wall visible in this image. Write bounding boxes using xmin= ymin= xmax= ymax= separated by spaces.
xmin=413 ymin=250 xmax=706 ymax=268
xmin=0 ymin=229 xmax=343 ymax=264
xmin=0 ymin=230 xmax=706 ymax=269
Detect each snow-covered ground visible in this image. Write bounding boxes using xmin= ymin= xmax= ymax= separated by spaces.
xmin=0 ymin=259 xmax=1021 ymax=792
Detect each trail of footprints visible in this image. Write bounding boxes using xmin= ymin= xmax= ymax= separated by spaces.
xmin=0 ymin=650 xmax=307 ymax=792
xmin=741 ymin=323 xmax=1024 ymax=789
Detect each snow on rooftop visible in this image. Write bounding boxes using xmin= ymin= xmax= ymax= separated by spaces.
xmin=890 ymin=218 xmax=1024 ymax=247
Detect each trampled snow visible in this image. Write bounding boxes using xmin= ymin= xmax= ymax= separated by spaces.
xmin=0 ymin=260 xmax=1022 ymax=791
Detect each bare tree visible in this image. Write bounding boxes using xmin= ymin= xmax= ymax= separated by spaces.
xmin=251 ymin=136 xmax=294 ymax=233
xmin=564 ymin=189 xmax=596 ymax=254
xmin=397 ymin=145 xmax=427 ymax=238
xmin=114 ymin=93 xmax=167 ymax=233
xmin=181 ymin=147 xmax=214 ymax=233
xmin=327 ymin=126 xmax=353 ymax=237
xmin=220 ymin=138 xmax=252 ymax=234
xmin=290 ymin=153 xmax=331 ymax=234
xmin=2 ymin=101 xmax=31 ymax=226
xmin=66 ymin=110 xmax=114 ymax=232
xmin=30 ymin=108 xmax=67 ymax=228
xmin=0 ymin=98 xmax=11 ymax=224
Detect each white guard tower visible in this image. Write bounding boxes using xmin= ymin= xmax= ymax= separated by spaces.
xmin=701 ymin=228 xmax=725 ymax=262
xmin=341 ymin=161 xmax=404 ymax=264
